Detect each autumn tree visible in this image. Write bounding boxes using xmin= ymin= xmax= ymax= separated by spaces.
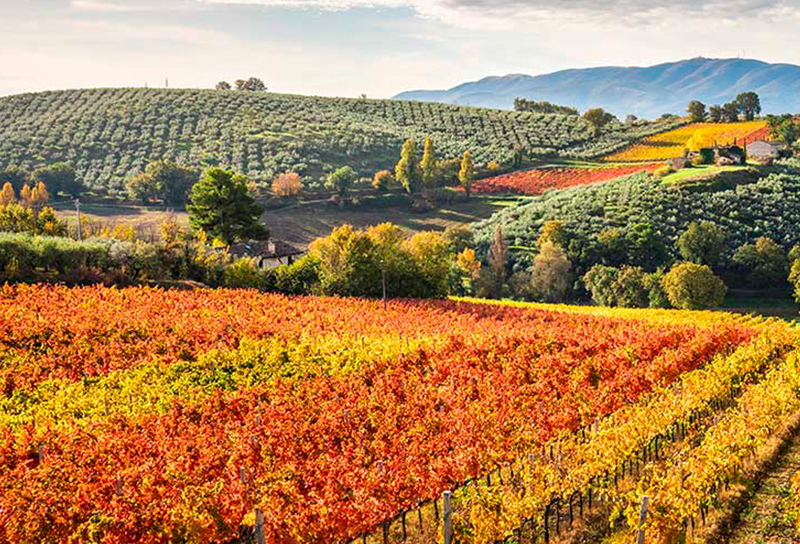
xmin=19 ymin=185 xmax=32 ymax=207
xmin=530 ymin=241 xmax=572 ymax=302
xmin=421 ymin=138 xmax=439 ymax=189
xmin=661 ymin=262 xmax=726 ymax=310
xmin=395 ymin=139 xmax=422 ymax=194
xmin=487 ymin=225 xmax=508 ymax=295
xmin=458 ymin=151 xmax=474 ymax=198
xmin=372 ymin=170 xmax=394 ymax=191
xmin=0 ymin=182 xmax=15 ymax=206
xmin=537 ymin=219 xmax=569 ymax=249
xmin=271 ymin=172 xmax=303 ymax=197
xmin=32 ymin=182 xmax=49 ymax=206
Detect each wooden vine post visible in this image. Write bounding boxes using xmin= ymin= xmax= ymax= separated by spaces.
xmin=443 ymin=491 xmax=453 ymax=544
xmin=255 ymin=507 xmax=265 ymax=544
xmin=636 ymin=495 xmax=649 ymax=544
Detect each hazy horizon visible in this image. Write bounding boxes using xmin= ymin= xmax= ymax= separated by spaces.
xmin=3 ymin=0 xmax=800 ymax=99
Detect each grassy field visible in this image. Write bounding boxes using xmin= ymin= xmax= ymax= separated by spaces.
xmin=53 ymin=202 xmax=189 ymax=240
xmin=660 ymin=165 xmax=749 ymax=185
xmin=53 ymin=196 xmax=521 ymax=248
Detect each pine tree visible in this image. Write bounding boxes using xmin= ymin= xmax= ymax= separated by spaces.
xmin=187 ymin=167 xmax=269 ymax=244
xmin=395 ymin=139 xmax=422 ymax=194
xmin=458 ymin=151 xmax=475 ymax=198
xmin=421 ymin=138 xmax=439 ymax=189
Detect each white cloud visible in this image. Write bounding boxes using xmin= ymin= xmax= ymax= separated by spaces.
xmin=200 ymin=0 xmax=800 ymax=27
xmin=70 ymin=0 xmax=201 ymax=12
xmin=71 ymin=0 xmax=149 ymax=11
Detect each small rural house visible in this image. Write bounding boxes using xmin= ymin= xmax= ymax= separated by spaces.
xmin=689 ymin=145 xmax=745 ymax=166
xmin=226 ymin=239 xmax=305 ymax=270
xmin=747 ymin=140 xmax=787 ymax=161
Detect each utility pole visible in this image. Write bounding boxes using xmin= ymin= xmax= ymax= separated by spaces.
xmin=75 ymin=199 xmax=82 ymax=241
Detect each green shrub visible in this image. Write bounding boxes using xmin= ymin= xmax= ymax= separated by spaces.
xmin=732 ymin=237 xmax=788 ymax=289
xmin=222 ymin=257 xmax=268 ymax=289
xmin=583 ymin=264 xmax=661 ymax=308
xmin=677 ymin=221 xmax=726 ymax=268
xmin=273 ymin=255 xmax=320 ymax=295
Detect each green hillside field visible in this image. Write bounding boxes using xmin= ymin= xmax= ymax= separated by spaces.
xmin=0 ymin=88 xmax=680 ymax=196
xmin=473 ymin=160 xmax=800 ymax=268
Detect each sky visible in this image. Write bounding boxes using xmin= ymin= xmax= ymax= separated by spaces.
xmin=3 ymin=0 xmax=800 ymax=98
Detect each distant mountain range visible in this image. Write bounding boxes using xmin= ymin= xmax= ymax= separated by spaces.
xmin=393 ymin=57 xmax=800 ymax=119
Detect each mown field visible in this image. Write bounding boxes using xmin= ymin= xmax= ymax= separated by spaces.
xmin=0 ymin=88 xmax=680 ymax=196
xmin=4 ymin=284 xmax=794 ymax=544
xmin=52 ymin=195 xmax=524 ymax=248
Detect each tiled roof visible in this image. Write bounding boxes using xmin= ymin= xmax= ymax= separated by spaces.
xmin=227 ymin=240 xmax=304 ymax=259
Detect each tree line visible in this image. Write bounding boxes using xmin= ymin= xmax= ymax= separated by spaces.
xmin=214 ymin=77 xmax=267 ymax=92
xmin=687 ymin=92 xmax=762 ymax=123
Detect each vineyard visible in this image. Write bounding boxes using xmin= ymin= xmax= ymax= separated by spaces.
xmin=474 ymin=159 xmax=800 ymax=267
xmin=0 ymin=284 xmax=774 ymax=544
xmin=0 ymin=89 xmax=680 ymax=195
xmin=602 ymin=121 xmax=768 ymax=162
xmin=471 ymin=163 xmax=661 ymax=195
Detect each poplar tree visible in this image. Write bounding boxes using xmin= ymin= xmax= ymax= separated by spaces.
xmin=488 ymin=224 xmax=507 ymax=294
xmin=395 ymin=139 xmax=422 ymax=194
xmin=421 ymin=138 xmax=439 ymax=189
xmin=458 ymin=151 xmax=475 ymax=198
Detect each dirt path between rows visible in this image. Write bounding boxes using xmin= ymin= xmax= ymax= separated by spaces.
xmin=725 ymin=428 xmax=800 ymax=544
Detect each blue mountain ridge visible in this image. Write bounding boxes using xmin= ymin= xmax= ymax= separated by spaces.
xmin=392 ymin=57 xmax=800 ymax=119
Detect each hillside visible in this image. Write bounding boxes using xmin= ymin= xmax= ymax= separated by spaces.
xmin=473 ymin=160 xmax=800 ymax=267
xmin=0 ymin=88 xmax=679 ymax=195
xmin=394 ymin=57 xmax=800 ymax=118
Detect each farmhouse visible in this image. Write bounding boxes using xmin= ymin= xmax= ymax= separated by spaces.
xmin=747 ymin=140 xmax=787 ymax=160
xmin=689 ymin=145 xmax=745 ymax=166
xmin=226 ymin=239 xmax=305 ymax=270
